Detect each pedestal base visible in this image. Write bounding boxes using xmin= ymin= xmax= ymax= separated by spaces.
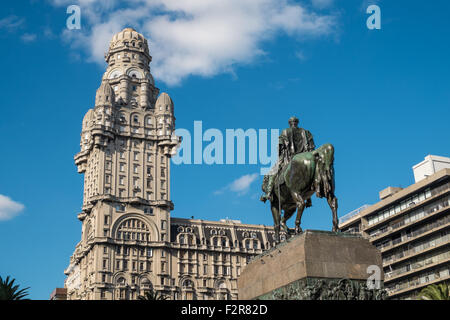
xmin=237 ymin=230 xmax=387 ymax=300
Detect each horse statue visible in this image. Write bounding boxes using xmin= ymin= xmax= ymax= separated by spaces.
xmin=262 ymin=143 xmax=339 ymax=243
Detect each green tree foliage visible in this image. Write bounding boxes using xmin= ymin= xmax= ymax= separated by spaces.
xmin=0 ymin=276 xmax=30 ymax=300
xmin=138 ymin=288 xmax=169 ymax=301
xmin=419 ymin=283 xmax=449 ymax=300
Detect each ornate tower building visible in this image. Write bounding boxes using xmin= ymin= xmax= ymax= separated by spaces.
xmin=65 ymin=28 xmax=179 ymax=300
xmin=64 ymin=28 xmax=275 ymax=301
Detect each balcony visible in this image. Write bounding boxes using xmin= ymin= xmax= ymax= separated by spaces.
xmin=376 ymin=214 xmax=450 ymax=253
xmin=369 ymin=194 xmax=449 ymax=242
xmin=364 ymin=187 xmax=449 ymax=233
xmin=383 ymin=236 xmax=450 ymax=267
xmin=387 ymin=275 xmax=450 ymax=298
xmin=384 ymin=255 xmax=450 ymax=283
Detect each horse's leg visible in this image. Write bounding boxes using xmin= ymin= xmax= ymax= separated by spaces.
xmin=290 ymin=191 xmax=306 ymax=234
xmin=270 ymin=199 xmax=281 ymax=243
xmin=281 ymin=206 xmax=296 ymax=235
xmin=327 ymin=194 xmax=339 ymax=232
xmin=294 ymin=202 xmax=306 ymax=234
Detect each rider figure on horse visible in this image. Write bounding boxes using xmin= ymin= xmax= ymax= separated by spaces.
xmin=260 ymin=116 xmax=316 ymax=204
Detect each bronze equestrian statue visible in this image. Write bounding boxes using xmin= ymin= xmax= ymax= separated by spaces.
xmin=261 ymin=116 xmax=339 ymax=242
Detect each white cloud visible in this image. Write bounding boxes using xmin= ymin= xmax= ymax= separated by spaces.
xmin=0 ymin=195 xmax=25 ymax=221
xmin=52 ymin=0 xmax=338 ymax=85
xmin=20 ymin=33 xmax=37 ymax=42
xmin=215 ymin=173 xmax=259 ymax=196
xmin=0 ymin=15 xmax=25 ymax=31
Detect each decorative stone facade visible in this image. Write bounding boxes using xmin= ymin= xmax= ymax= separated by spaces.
xmin=64 ymin=28 xmax=276 ymax=300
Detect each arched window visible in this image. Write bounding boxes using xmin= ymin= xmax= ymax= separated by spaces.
xmin=117 ymin=277 xmax=126 ymax=286
xmin=108 ymin=68 xmax=123 ymax=79
xmin=182 ymin=279 xmax=193 ymax=289
xmin=127 ymin=68 xmax=142 ymax=79
xmin=115 ymin=218 xmax=150 ymax=242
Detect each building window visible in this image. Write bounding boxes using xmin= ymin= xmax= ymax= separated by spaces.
xmin=214 ymin=266 xmax=219 ymax=275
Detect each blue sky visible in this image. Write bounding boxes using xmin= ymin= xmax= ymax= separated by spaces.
xmin=0 ymin=0 xmax=449 ymax=300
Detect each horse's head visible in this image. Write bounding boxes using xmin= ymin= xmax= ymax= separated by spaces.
xmin=313 ymin=143 xmax=335 ymax=197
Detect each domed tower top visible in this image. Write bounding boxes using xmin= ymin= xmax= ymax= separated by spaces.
xmin=104 ymin=27 xmax=152 ymax=64
xmin=155 ymin=92 xmax=174 ymax=115
xmin=95 ymin=81 xmax=115 ymax=106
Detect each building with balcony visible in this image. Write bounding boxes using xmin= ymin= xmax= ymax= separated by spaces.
xmin=339 ymin=155 xmax=450 ymax=299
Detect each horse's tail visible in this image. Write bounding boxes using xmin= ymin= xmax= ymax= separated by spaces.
xmin=313 ymin=143 xmax=335 ymax=198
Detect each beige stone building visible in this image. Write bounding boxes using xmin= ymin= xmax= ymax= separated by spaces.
xmin=64 ymin=28 xmax=276 ymax=300
xmin=339 ymin=156 xmax=450 ymax=299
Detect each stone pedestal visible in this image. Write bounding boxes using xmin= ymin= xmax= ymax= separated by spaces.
xmin=238 ymin=230 xmax=386 ymax=300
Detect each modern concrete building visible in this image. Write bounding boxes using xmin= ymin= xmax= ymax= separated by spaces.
xmin=63 ymin=28 xmax=276 ymax=300
xmin=339 ymin=156 xmax=450 ymax=300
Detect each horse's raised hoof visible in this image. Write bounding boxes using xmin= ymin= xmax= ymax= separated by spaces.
xmin=295 ymin=226 xmax=302 ymax=234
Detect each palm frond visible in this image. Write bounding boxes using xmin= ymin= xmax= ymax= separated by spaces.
xmin=138 ymin=289 xmax=168 ymax=300
xmin=419 ymin=283 xmax=450 ymax=300
xmin=0 ymin=275 xmax=30 ymax=300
